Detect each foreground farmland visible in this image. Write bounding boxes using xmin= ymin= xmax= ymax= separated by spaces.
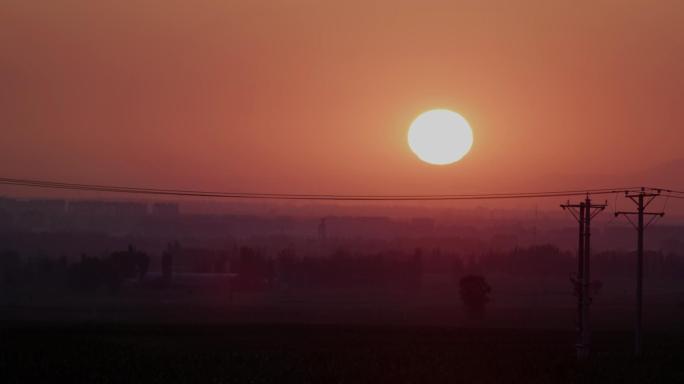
xmin=2 ymin=323 xmax=684 ymax=383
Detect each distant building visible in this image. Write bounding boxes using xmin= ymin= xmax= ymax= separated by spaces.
xmin=410 ymin=217 xmax=435 ymax=234
xmin=172 ymin=247 xmax=228 ymax=274
xmin=318 ymin=218 xmax=327 ymax=240
xmin=152 ymin=202 xmax=180 ymax=216
xmin=68 ymin=200 xmax=147 ymax=217
xmin=0 ymin=198 xmax=67 ymax=215
xmin=325 ymin=216 xmax=392 ymax=238
xmin=0 ymin=198 xmax=67 ymax=231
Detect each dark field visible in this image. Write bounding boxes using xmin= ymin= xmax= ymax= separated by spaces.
xmin=2 ymin=323 xmax=684 ymax=383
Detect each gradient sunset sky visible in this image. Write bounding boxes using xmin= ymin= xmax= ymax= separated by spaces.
xmin=3 ymin=1 xmax=683 ymax=196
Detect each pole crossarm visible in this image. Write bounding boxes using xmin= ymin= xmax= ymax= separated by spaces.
xmin=589 ymin=204 xmax=607 ymax=219
xmin=561 ymin=202 xmax=583 ymax=222
xmin=625 ymin=192 xmax=659 ymax=210
xmin=615 ymin=211 xmax=665 ymax=230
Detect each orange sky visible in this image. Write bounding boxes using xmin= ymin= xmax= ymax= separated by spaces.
xmin=2 ymin=0 xmax=684 ymax=196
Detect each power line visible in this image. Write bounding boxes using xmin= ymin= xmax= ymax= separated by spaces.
xmin=0 ymin=177 xmax=644 ymax=198
xmin=660 ymin=194 xmax=684 ymax=200
xmin=0 ymin=177 xmax=647 ymax=201
xmin=650 ymin=188 xmax=684 ymax=195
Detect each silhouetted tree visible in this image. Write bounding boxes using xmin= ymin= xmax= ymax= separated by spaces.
xmin=459 ymin=274 xmax=492 ymax=320
xmin=451 ymin=254 xmax=464 ymax=280
xmin=266 ymin=257 xmax=275 ymax=289
xmin=138 ymin=252 xmax=149 ymax=282
xmin=232 ymin=246 xmax=269 ymax=291
xmin=0 ymin=250 xmax=22 ymax=288
xmin=162 ymin=241 xmax=179 ymax=285
xmin=104 ymin=245 xmax=150 ymax=291
xmin=214 ymin=252 xmax=229 ymax=273
xmin=409 ymin=248 xmax=423 ymax=290
xmin=276 ymin=247 xmax=297 ymax=288
xmin=67 ymin=254 xmax=105 ymax=293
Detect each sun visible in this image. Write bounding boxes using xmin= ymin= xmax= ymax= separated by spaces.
xmin=407 ymin=109 xmax=473 ymax=165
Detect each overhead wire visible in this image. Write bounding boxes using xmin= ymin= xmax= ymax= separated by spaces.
xmin=0 ymin=177 xmax=648 ymax=201
xmin=660 ymin=194 xmax=684 ymax=200
xmin=652 ymin=188 xmax=684 ymax=195
xmin=0 ymin=177 xmax=646 ymax=199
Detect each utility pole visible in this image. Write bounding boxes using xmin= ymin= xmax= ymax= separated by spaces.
xmin=561 ymin=195 xmax=606 ymax=360
xmin=615 ymin=188 xmax=664 ymax=357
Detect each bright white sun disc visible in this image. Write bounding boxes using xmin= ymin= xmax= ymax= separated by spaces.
xmin=408 ymin=109 xmax=473 ymax=165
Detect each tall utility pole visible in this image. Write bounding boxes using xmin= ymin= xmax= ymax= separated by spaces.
xmin=615 ymin=188 xmax=664 ymax=357
xmin=562 ymin=196 xmax=606 ymax=360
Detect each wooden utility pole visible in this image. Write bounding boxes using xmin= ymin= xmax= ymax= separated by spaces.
xmin=615 ymin=188 xmax=664 ymax=357
xmin=562 ymin=196 xmax=606 ymax=360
